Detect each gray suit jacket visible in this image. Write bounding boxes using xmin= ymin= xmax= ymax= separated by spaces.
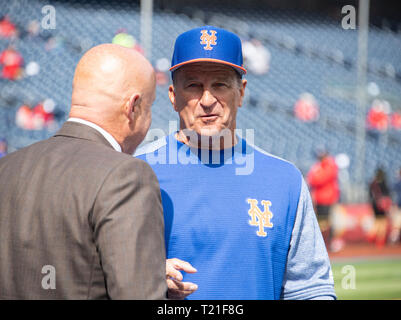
xmin=0 ymin=121 xmax=167 ymax=299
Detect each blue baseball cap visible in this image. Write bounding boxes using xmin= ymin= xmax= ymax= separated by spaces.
xmin=170 ymin=26 xmax=247 ymax=75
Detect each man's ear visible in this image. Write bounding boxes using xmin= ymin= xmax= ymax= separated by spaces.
xmin=126 ymin=93 xmax=141 ymax=119
xmin=238 ymin=79 xmax=247 ymax=108
xmin=168 ymin=85 xmax=178 ymax=112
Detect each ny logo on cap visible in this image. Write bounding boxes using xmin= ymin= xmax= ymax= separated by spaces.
xmin=200 ymin=30 xmax=217 ymax=50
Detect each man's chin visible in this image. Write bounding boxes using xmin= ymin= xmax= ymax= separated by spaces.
xmin=195 ymin=123 xmax=229 ymax=136
xmin=197 ymin=127 xmax=221 ymax=137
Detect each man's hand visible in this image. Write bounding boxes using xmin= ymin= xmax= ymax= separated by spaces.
xmin=166 ymin=258 xmax=198 ymax=299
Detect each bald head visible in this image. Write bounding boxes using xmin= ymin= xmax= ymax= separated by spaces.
xmin=69 ymin=44 xmax=156 ymax=154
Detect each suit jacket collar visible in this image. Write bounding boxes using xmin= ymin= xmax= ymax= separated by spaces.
xmin=54 ymin=121 xmax=116 ymax=150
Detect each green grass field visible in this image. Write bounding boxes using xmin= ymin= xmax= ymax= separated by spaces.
xmin=331 ymin=258 xmax=401 ymax=300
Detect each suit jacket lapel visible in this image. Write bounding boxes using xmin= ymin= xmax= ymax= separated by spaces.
xmin=53 ymin=121 xmax=115 ymax=150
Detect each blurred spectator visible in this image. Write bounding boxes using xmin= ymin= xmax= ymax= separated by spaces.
xmin=112 ymin=30 xmax=144 ymax=55
xmin=394 ymin=168 xmax=401 ymax=210
xmin=0 ymin=46 xmax=24 ymax=80
xmin=242 ymin=38 xmax=270 ymax=75
xmin=369 ymin=168 xmax=392 ymax=216
xmin=294 ymin=92 xmax=319 ymax=122
xmin=390 ymin=111 xmax=401 ymax=130
xmin=368 ymin=168 xmax=392 ymax=247
xmin=335 ymin=153 xmax=351 ymax=202
xmin=45 ymin=35 xmax=65 ymax=51
xmin=366 ymin=99 xmax=391 ymax=132
xmin=0 ymin=138 xmax=7 ymax=158
xmin=155 ymin=71 xmax=168 ymax=86
xmin=33 ymin=100 xmax=55 ymax=128
xmin=16 ymin=104 xmax=34 ymax=130
xmin=0 ymin=16 xmax=18 ymax=39
xmin=307 ymin=149 xmax=340 ymax=251
xmin=15 ymin=99 xmax=56 ymax=131
xmin=390 ymin=168 xmax=401 ymax=244
xmin=155 ymin=57 xmax=169 ymax=86
xmin=26 ymin=20 xmax=40 ymax=37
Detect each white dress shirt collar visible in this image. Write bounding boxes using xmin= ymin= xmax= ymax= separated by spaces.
xmin=67 ymin=118 xmax=122 ymax=152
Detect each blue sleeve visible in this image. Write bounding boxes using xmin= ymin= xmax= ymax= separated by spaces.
xmin=281 ymin=178 xmax=337 ymax=300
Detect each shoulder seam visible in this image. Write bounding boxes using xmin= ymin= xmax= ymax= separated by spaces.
xmin=246 ymin=140 xmax=295 ymax=166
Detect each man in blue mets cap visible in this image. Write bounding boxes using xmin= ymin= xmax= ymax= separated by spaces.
xmin=136 ymin=26 xmax=336 ymax=300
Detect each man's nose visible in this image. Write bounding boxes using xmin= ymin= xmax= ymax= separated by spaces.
xmin=199 ymin=89 xmax=217 ymax=108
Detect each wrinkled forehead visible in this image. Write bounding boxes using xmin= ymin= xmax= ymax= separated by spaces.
xmin=174 ymin=62 xmax=238 ymax=81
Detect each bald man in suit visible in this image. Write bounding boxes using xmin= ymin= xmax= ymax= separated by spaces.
xmin=0 ymin=44 xmax=167 ymax=299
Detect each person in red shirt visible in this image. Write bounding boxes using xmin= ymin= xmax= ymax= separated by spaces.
xmin=366 ymin=100 xmax=390 ymax=131
xmin=294 ymin=93 xmax=319 ymax=122
xmin=15 ymin=104 xmax=34 ymax=130
xmin=391 ymin=112 xmax=401 ymax=130
xmin=307 ymin=149 xmax=340 ymax=250
xmin=0 ymin=46 xmax=24 ymax=80
xmin=0 ymin=16 xmax=18 ymax=39
xmin=32 ymin=102 xmax=55 ymax=127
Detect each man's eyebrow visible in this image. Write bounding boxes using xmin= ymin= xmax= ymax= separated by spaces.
xmin=182 ymin=75 xmax=200 ymax=81
xmin=213 ymin=77 xmax=231 ymax=82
